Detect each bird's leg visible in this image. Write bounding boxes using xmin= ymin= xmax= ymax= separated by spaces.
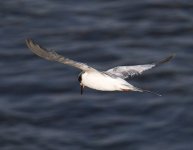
xmin=80 ymin=84 xmax=84 ymax=95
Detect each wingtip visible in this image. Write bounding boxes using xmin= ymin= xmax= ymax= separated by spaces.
xmin=171 ymin=53 xmax=176 ymax=59
xmin=25 ymin=38 xmax=31 ymax=43
xmin=25 ymin=38 xmax=33 ymax=48
xmin=155 ymin=54 xmax=175 ymax=66
xmin=168 ymin=53 xmax=176 ymax=60
xmin=25 ymin=38 xmax=40 ymax=50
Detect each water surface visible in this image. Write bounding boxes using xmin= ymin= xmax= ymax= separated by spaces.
xmin=0 ymin=0 xmax=193 ymax=150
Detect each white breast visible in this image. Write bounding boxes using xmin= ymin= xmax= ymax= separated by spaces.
xmin=81 ymin=71 xmax=132 ymax=91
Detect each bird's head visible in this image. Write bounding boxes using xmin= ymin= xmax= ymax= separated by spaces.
xmin=78 ymin=72 xmax=84 ymax=95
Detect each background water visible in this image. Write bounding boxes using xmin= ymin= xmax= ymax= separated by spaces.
xmin=0 ymin=0 xmax=193 ymax=150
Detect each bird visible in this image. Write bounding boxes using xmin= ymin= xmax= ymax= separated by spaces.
xmin=26 ymin=39 xmax=174 ymax=96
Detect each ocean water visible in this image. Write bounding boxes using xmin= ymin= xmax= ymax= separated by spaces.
xmin=0 ymin=0 xmax=193 ymax=150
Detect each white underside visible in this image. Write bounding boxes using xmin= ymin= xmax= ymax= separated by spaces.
xmin=81 ymin=71 xmax=137 ymax=91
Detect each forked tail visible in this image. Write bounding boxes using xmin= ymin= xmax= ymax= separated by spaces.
xmin=134 ymin=87 xmax=162 ymax=97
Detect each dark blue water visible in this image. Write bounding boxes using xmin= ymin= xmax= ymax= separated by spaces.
xmin=0 ymin=0 xmax=193 ymax=150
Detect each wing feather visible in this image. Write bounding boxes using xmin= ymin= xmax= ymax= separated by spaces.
xmin=26 ymin=39 xmax=95 ymax=71
xmin=105 ymin=55 xmax=175 ymax=79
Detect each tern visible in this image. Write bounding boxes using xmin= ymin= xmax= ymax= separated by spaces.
xmin=26 ymin=39 xmax=174 ymax=96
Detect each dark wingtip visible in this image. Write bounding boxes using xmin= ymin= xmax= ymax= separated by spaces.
xmin=25 ymin=38 xmax=32 ymax=44
xmin=155 ymin=54 xmax=175 ymax=66
xmin=25 ymin=38 xmax=34 ymax=48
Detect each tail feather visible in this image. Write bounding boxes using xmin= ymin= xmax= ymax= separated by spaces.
xmin=133 ymin=87 xmax=162 ymax=97
xmin=121 ymin=84 xmax=162 ymax=96
xmin=142 ymin=89 xmax=162 ymax=96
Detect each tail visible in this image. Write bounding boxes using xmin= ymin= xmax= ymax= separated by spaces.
xmin=133 ymin=87 xmax=162 ymax=97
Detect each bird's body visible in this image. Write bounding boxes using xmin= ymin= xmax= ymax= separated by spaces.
xmin=26 ymin=39 xmax=174 ymax=96
xmin=81 ymin=70 xmax=137 ymax=91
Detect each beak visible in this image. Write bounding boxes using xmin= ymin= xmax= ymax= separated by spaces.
xmin=80 ymin=84 xmax=84 ymax=95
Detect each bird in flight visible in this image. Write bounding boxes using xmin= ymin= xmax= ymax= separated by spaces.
xmin=26 ymin=39 xmax=174 ymax=96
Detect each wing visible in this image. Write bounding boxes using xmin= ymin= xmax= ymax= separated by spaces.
xmin=26 ymin=39 xmax=95 ymax=71
xmin=104 ymin=55 xmax=175 ymax=79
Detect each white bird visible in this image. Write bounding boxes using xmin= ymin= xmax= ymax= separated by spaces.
xmin=26 ymin=39 xmax=174 ymax=96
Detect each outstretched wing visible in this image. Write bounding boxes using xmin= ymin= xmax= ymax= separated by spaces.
xmin=26 ymin=39 xmax=95 ymax=71
xmin=104 ymin=55 xmax=175 ymax=79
